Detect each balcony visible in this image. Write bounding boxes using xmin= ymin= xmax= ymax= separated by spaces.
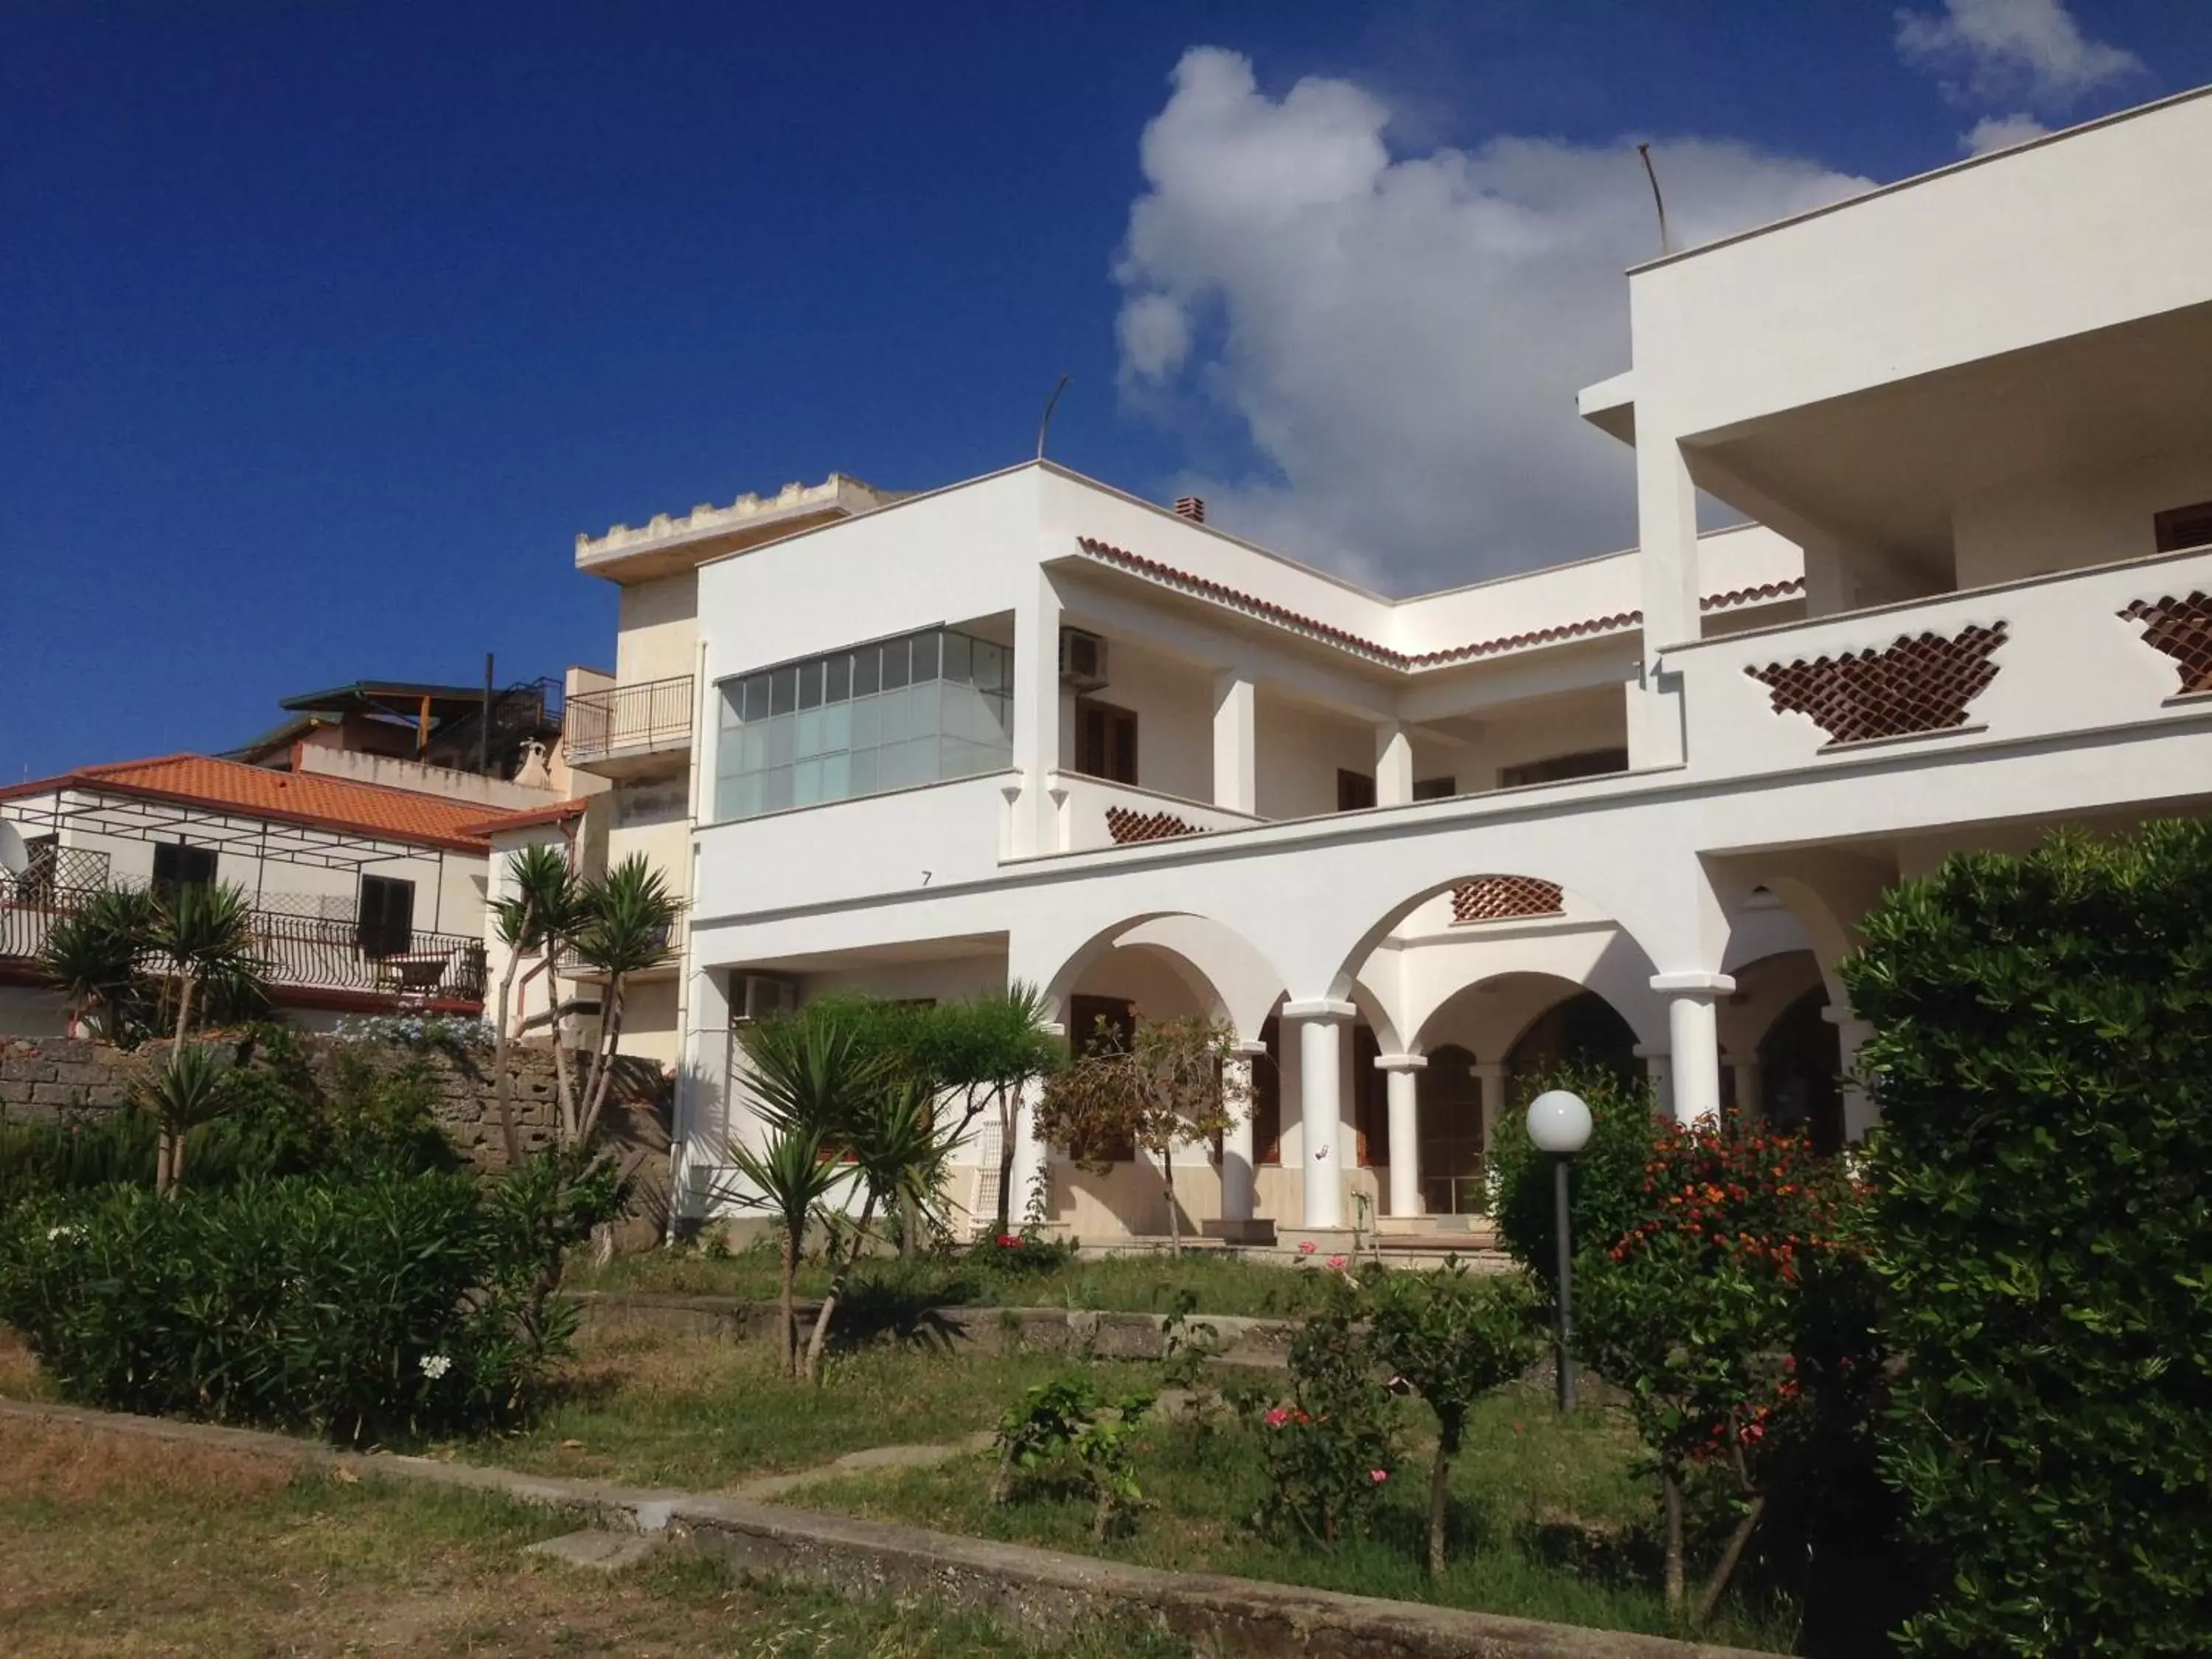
xmin=0 ymin=871 xmax=489 ymax=1010
xmin=565 ymin=674 xmax=695 ymax=776
xmin=1046 ymin=772 xmax=1267 ymax=853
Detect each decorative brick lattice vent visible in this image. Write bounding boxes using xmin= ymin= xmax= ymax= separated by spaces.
xmin=1745 ymin=623 xmax=2006 ymax=745
xmin=1450 ymin=875 xmax=1565 ymax=924
xmin=1105 ymin=805 xmax=1203 ymax=845
xmin=2121 ymin=592 xmax=2212 ymax=695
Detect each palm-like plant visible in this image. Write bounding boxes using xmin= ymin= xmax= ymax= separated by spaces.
xmin=490 ymin=843 xmax=575 ymax=1163
xmin=565 ymin=855 xmax=678 ymax=1148
xmin=39 ymin=888 xmax=159 ymax=1042
xmin=133 ymin=1042 xmax=238 ymax=1189
xmin=146 ymin=882 xmax=268 ymax=1192
xmin=723 ymin=1009 xmax=874 ymax=1376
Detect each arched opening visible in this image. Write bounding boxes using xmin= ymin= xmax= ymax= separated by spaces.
xmin=1416 ymin=1043 xmax=1486 ymax=1216
xmin=1505 ymin=990 xmax=1640 ymax=1083
xmin=1758 ymin=987 xmax=1845 ymax=1155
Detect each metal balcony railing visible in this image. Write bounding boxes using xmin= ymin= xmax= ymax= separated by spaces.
xmin=0 ymin=874 xmax=487 ymax=1006
xmin=564 ymin=674 xmax=694 ymax=765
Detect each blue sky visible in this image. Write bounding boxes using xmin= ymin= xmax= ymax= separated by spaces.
xmin=6 ymin=1 xmax=2208 ymax=782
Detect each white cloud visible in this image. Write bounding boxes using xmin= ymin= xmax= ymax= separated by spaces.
xmin=1961 ymin=111 xmax=2051 ymax=153
xmin=1895 ymin=0 xmax=2141 ymax=109
xmin=1112 ymin=48 xmax=1871 ymax=590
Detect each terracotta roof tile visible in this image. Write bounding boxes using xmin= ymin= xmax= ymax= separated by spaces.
xmin=1071 ymin=537 xmax=1805 ymax=670
xmin=455 ymin=797 xmax=591 ymax=838
xmin=0 ymin=754 xmax=559 ymax=853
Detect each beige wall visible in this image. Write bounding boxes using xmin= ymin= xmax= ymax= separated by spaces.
xmin=616 ymin=574 xmax=700 ymax=685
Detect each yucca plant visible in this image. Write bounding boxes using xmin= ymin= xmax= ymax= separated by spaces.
xmin=489 ymin=842 xmax=576 ymax=1163
xmin=38 ymin=888 xmax=160 ymax=1043
xmin=150 ymin=882 xmax=269 ymax=1050
xmin=135 ymin=1043 xmax=239 ymax=1192
xmin=563 ymin=855 xmax=678 ymax=1148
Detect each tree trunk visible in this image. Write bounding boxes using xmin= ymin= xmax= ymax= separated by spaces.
xmin=1091 ymin=1483 xmax=1115 ymax=1541
xmin=547 ymin=967 xmax=578 ymax=1143
xmin=993 ymin=1093 xmax=1018 ymax=1234
xmin=987 ymin=1439 xmax=1018 ymax=1505
xmin=576 ymin=975 xmax=624 ymax=1149
xmin=1662 ymin=1464 xmax=1686 ymax=1613
xmin=156 ymin=975 xmax=197 ymax=1196
xmin=1427 ymin=1436 xmax=1453 ymax=1578
xmin=778 ymin=1227 xmax=800 ymax=1378
xmin=1161 ymin=1145 xmax=1180 ymax=1253
xmin=804 ymin=1192 xmax=875 ymax=1384
xmin=489 ymin=953 xmax=524 ymax=1166
xmin=1694 ymin=1492 xmax=1767 ymax=1626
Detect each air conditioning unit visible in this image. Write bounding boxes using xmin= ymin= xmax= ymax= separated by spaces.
xmin=737 ymin=973 xmax=799 ymax=1023
xmin=1058 ymin=627 xmax=1109 ymax=691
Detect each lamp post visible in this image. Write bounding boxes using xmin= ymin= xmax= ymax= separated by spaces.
xmin=1526 ymin=1088 xmax=1593 ymax=1412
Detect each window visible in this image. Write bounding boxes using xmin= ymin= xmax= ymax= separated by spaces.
xmin=1498 ymin=748 xmax=1628 ymax=789
xmin=1412 ymin=776 xmax=1456 ymax=801
xmin=358 ymin=875 xmax=415 ymax=959
xmin=1068 ymin=995 xmax=1137 ymax=1161
xmin=2154 ymin=500 xmax=2212 ymax=554
xmin=1075 ymin=698 xmax=1138 ymax=785
xmin=150 ymin=841 xmax=217 ymax=898
xmin=1335 ymin=770 xmax=1376 ymax=812
xmin=714 ymin=626 xmax=1013 ymax=821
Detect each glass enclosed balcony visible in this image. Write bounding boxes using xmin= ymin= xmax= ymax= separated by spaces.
xmin=713 ymin=625 xmax=1013 ymax=821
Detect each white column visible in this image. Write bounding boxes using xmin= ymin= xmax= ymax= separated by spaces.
xmin=1376 ymin=1054 xmax=1425 ymax=1217
xmin=1220 ymin=1045 xmax=1263 ymax=1222
xmin=1374 ymin=722 xmax=1413 ymax=807
xmin=1635 ymin=1044 xmax=1672 ymax=1120
xmin=1472 ymin=1062 xmax=1508 ymax=1170
xmin=1285 ymin=998 xmax=1355 ymax=1228
xmin=1011 ymin=571 xmax=1064 ymax=856
xmin=1825 ymin=1006 xmax=1879 ymax=1141
xmin=671 ymin=966 xmax=732 ymax=1227
xmin=1652 ymin=972 xmax=1733 ymax=1125
xmin=1630 ymin=433 xmax=1699 ymax=770
xmin=1212 ymin=670 xmax=1257 ymax=815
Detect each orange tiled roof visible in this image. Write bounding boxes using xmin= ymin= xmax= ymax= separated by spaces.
xmin=0 ymin=754 xmax=556 ymax=853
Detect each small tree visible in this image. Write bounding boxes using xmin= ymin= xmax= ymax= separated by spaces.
xmin=722 ymin=1010 xmax=874 ymax=1377
xmin=488 ymin=842 xmax=574 ymax=1164
xmin=1361 ymin=1262 xmax=1542 ymax=1576
xmin=132 ymin=1043 xmax=240 ymax=1191
xmin=1573 ymin=1121 xmax=1868 ymax=1621
xmin=902 ymin=984 xmax=1062 ymax=1237
xmin=1485 ymin=1060 xmax=1659 ymax=1291
xmin=1034 ymin=1013 xmax=1243 ymax=1251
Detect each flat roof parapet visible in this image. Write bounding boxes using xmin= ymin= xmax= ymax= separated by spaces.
xmin=577 ymin=473 xmax=893 ymax=573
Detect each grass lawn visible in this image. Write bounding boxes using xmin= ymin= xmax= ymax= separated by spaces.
xmin=0 ymin=1412 xmax=1193 ymax=1658
xmin=792 ymin=1376 xmax=1804 ymax=1654
xmin=448 ymin=1319 xmax=1164 ymax=1490
xmin=581 ymin=1240 xmax=1346 ymax=1320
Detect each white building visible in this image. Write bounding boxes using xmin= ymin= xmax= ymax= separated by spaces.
xmin=637 ymin=88 xmax=2211 ymax=1248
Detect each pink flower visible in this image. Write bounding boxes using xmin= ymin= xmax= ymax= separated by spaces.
xmin=1263 ymin=1407 xmax=1290 ymax=1428
xmin=995 ymin=1234 xmax=1020 ymax=1248
xmin=1368 ymin=1468 xmax=1388 ymax=1484
xmin=1324 ymin=1255 xmax=1347 ymax=1272
xmin=1296 ymin=1241 xmax=1316 ymax=1255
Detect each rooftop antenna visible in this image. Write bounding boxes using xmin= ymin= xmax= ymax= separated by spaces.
xmin=1035 ymin=372 xmax=1073 ymax=461
xmin=1636 ymin=143 xmax=1672 ymax=257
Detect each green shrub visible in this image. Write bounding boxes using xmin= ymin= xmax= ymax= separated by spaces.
xmin=989 ymin=1373 xmax=1155 ymax=1539
xmin=1846 ymin=822 xmax=2212 ymax=1655
xmin=0 ymin=1150 xmax=625 ymax=1441
xmin=1486 ymin=1060 xmax=1659 ymax=1289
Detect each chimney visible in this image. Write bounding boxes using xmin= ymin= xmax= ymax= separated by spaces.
xmin=1173 ymin=495 xmax=1206 ymax=524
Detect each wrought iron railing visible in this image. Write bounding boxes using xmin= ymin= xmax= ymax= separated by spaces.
xmin=0 ymin=874 xmax=487 ymax=1006
xmin=564 ymin=674 xmax=694 ymax=764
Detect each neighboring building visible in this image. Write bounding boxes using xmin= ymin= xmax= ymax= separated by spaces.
xmin=548 ymin=475 xmax=901 ymax=1068
xmin=0 ymin=754 xmax=563 ymax=1035
xmin=653 ymin=86 xmax=2212 ymax=1248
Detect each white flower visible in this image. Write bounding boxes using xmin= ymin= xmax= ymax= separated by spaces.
xmin=417 ymin=1353 xmax=453 ymax=1380
xmin=45 ymin=1225 xmax=84 ymax=1244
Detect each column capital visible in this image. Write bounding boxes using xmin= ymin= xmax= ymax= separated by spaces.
xmin=1231 ymin=1040 xmax=1270 ymax=1060
xmin=1282 ymin=998 xmax=1358 ymax=1023
xmin=1371 ymin=1052 xmax=1427 ymax=1072
xmin=1649 ymin=970 xmax=1736 ymax=998
xmin=1037 ymin=1020 xmax=1066 ymax=1039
